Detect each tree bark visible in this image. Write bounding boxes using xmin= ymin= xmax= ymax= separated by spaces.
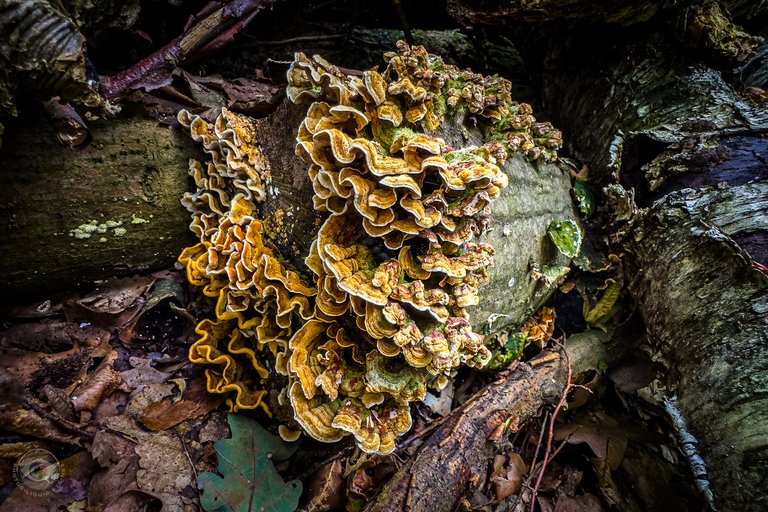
xmin=493 ymin=19 xmax=768 ymax=511
xmin=624 ymin=141 xmax=768 ymax=512
xmin=0 ymin=98 xmax=577 ymax=330
xmin=0 ymin=112 xmax=197 ymax=301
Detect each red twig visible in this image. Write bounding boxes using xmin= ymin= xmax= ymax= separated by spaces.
xmin=528 ymin=344 xmax=573 ymax=512
xmin=100 ymin=0 xmax=278 ymax=99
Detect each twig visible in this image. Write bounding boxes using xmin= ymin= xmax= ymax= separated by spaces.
xmin=179 ymin=432 xmax=200 ymax=498
xmin=529 ymin=345 xmax=573 ymax=512
xmin=239 ymin=34 xmax=347 ymax=47
xmin=100 ymin=0 xmax=279 ymax=99
xmin=527 ymin=411 xmax=550 ymax=477
xmin=392 ymin=0 xmax=414 ymax=45
xmin=23 ymin=395 xmax=95 ymax=440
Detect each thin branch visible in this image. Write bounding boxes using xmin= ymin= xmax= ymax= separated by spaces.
xmin=238 ymin=34 xmax=347 ymax=47
xmin=100 ymin=0 xmax=280 ymax=99
xmin=529 ymin=344 xmax=573 ymax=512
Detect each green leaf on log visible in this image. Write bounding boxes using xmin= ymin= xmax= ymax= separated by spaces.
xmin=583 ymin=279 xmax=623 ymax=328
xmin=198 ymin=414 xmax=302 ymax=512
xmin=548 ymin=220 xmax=583 ymax=259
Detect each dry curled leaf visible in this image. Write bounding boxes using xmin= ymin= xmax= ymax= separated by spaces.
xmin=71 ymin=351 xmax=121 ymax=413
xmin=490 ymin=453 xmax=527 ymax=501
xmin=301 ymin=459 xmax=344 ymax=512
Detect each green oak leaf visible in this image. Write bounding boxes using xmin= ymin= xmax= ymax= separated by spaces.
xmin=199 ymin=414 xmax=302 ymax=512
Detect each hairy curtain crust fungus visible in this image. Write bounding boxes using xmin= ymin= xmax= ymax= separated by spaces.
xmin=178 ymin=43 xmax=562 ymax=454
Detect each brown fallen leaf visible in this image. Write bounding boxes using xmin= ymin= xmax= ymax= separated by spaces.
xmin=120 ymin=357 xmax=171 ymax=389
xmin=103 ymin=415 xmax=197 ymax=510
xmin=88 ymin=430 xmax=141 ymax=510
xmin=65 ymin=275 xmax=156 ymax=330
xmin=43 ymin=383 xmax=75 ymax=421
xmin=0 ymin=441 xmax=50 ymax=458
xmin=553 ymin=412 xmax=628 ymax=470
xmin=606 ymin=355 xmax=655 ymax=392
xmin=301 ymin=459 xmax=344 ymax=512
xmin=554 ymin=492 xmax=605 ymax=512
xmin=139 ymin=398 xmax=218 ymax=431
xmin=102 ymin=489 xmax=163 ymax=512
xmin=71 ymin=351 xmax=122 ymax=413
xmin=0 ymin=403 xmax=82 ymax=445
xmin=490 ymin=452 xmax=528 ymax=501
xmin=590 ymin=457 xmax=625 ymax=510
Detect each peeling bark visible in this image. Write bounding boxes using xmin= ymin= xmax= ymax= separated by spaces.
xmin=626 ymin=162 xmax=768 ymax=512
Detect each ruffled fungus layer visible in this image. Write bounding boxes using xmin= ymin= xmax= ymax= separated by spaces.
xmin=179 ymin=43 xmax=562 ymax=454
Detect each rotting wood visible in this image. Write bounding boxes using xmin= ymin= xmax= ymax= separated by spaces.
xmin=0 ymin=98 xmax=576 ymax=332
xmin=365 ymin=358 xmax=567 ymax=512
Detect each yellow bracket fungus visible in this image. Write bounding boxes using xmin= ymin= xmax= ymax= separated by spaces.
xmin=178 ymin=43 xmax=562 ymax=454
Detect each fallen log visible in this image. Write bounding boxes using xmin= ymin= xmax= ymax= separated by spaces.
xmin=495 ymin=19 xmax=768 ymax=511
xmin=365 ymin=357 xmax=567 ymax=512
xmin=0 ymin=97 xmax=577 ymax=331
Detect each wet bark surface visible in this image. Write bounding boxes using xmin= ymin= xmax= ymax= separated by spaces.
xmin=366 ymin=359 xmax=566 ymax=512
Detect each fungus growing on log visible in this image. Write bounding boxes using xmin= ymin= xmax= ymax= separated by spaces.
xmin=178 ymin=43 xmax=562 ymax=454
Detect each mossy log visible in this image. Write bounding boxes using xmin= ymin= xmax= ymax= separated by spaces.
xmin=0 ymin=112 xmax=197 ymax=301
xmin=0 ymin=100 xmax=577 ymax=332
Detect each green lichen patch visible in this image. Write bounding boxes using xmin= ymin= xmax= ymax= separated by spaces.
xmin=69 ymin=219 xmax=125 ymax=239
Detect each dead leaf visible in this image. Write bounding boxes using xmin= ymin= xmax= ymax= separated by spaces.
xmin=591 ymin=457 xmax=624 ymax=509
xmin=301 ymin=459 xmax=344 ymax=512
xmin=66 ymin=276 xmax=156 ymax=330
xmin=118 ymin=278 xmax=188 ymax=346
xmin=568 ymin=372 xmax=601 ymax=410
xmin=554 ymin=412 xmax=628 ymax=470
xmin=120 ymin=357 xmax=171 ymax=389
xmin=490 ymin=453 xmax=527 ymax=501
xmin=0 ymin=403 xmax=82 ymax=445
xmin=71 ymin=351 xmax=122 ymax=412
xmin=139 ymin=398 xmax=218 ymax=431
xmin=554 ymin=493 xmax=604 ymax=512
xmin=606 ymin=355 xmax=655 ymax=392
xmin=134 ymin=433 xmax=196 ymax=510
xmin=43 ymin=383 xmax=75 ymax=420
xmin=124 ymin=382 xmax=176 ymax=416
xmin=97 ymin=415 xmax=197 ymax=510
xmin=348 ymin=467 xmax=375 ymax=500
xmin=0 ymin=441 xmax=50 ymax=458
xmin=102 ymin=489 xmax=163 ymax=512
xmin=88 ymin=430 xmax=141 ymax=510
